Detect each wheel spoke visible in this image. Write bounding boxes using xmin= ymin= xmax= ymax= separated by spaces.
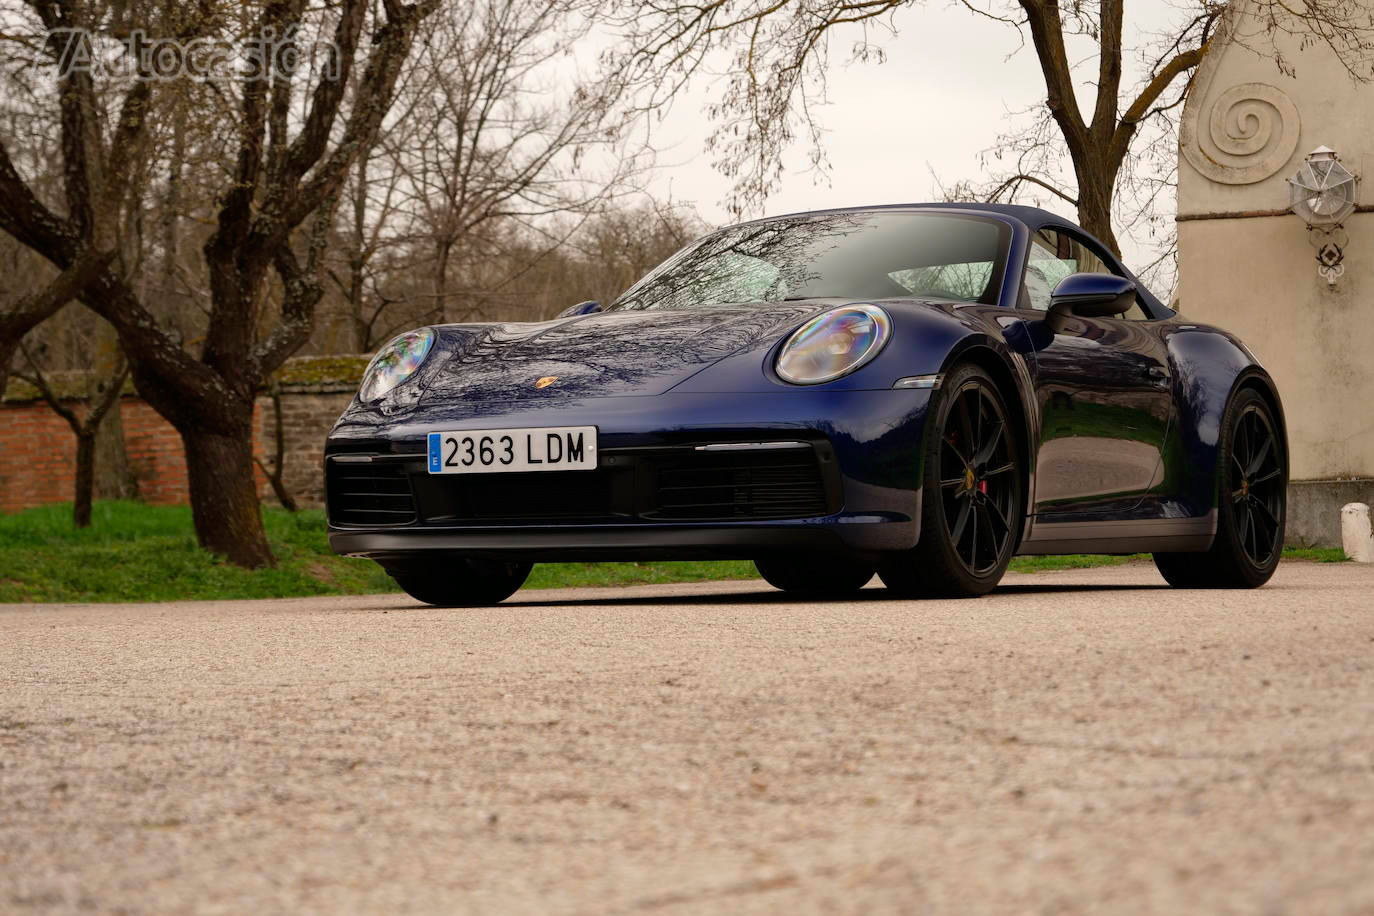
xmin=1250 ymin=504 xmax=1276 ymax=554
xmin=984 ymin=497 xmax=1010 ymax=540
xmin=1252 ymin=497 xmax=1280 ymax=528
xmin=1245 ymin=435 xmax=1273 ymax=478
xmin=974 ymin=420 xmax=1005 ymax=466
xmin=1251 ymin=468 xmax=1282 ymax=487
xmin=1242 ymin=508 xmax=1258 ymax=560
xmin=1231 ymin=487 xmax=1247 ymax=503
xmin=975 ymin=504 xmax=994 ymax=570
xmin=956 ymin=393 xmax=976 ymax=462
xmin=950 ymin=498 xmax=972 ymax=544
xmin=983 ymin=462 xmax=1015 ymax=478
xmin=941 ymin=476 xmax=967 ymax=490
xmin=967 ymin=501 xmax=979 ymax=567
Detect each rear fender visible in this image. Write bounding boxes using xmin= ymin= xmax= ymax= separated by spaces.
xmin=1162 ymin=324 xmax=1285 ymax=516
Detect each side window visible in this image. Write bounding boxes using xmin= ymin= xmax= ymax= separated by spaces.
xmin=1023 ymin=229 xmax=1149 ymax=320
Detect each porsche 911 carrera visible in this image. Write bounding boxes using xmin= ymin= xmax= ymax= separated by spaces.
xmin=325 ymin=203 xmax=1287 ymax=605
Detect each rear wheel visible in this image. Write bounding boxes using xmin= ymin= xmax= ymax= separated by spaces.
xmin=754 ymin=554 xmax=875 ymax=596
xmin=879 ymin=363 xmax=1023 ymax=598
xmin=1153 ymin=387 xmax=1285 ymax=589
xmin=387 ymin=557 xmax=533 ymax=606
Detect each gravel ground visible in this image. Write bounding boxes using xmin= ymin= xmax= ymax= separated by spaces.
xmin=2 ymin=560 xmax=1373 ymax=915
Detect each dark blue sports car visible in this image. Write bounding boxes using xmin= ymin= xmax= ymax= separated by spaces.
xmin=326 ymin=204 xmax=1287 ymax=605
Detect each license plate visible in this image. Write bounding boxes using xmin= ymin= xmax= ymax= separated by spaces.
xmin=427 ymin=426 xmax=597 ymax=474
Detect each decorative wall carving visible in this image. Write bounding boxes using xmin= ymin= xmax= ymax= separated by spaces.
xmin=1181 ymin=82 xmax=1301 ymax=185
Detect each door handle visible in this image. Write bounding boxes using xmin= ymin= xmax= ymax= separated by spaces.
xmin=1145 ymin=366 xmax=1169 ymax=385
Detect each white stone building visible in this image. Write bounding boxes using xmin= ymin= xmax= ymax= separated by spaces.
xmin=1177 ymin=0 xmax=1374 ymax=546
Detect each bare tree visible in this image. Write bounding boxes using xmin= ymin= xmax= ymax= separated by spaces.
xmin=17 ymin=342 xmax=129 ymax=528
xmin=594 ymin=0 xmax=1374 ymax=254
xmin=0 ymin=250 xmax=110 ymax=397
xmin=0 ymin=0 xmax=439 ymax=567
xmin=253 ymin=377 xmax=298 ymax=513
xmin=398 ymin=0 xmax=647 ymax=325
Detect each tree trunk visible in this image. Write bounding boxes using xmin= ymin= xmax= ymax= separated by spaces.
xmin=181 ymin=424 xmax=275 ymax=568
xmin=94 ymin=398 xmax=139 ymax=501
xmin=73 ymin=429 xmax=96 ymax=528
xmin=0 ymin=337 xmax=15 ymax=401
xmin=1075 ymin=171 xmax=1122 ymax=257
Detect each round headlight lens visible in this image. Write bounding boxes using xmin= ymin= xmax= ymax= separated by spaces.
xmin=359 ymin=328 xmax=436 ymax=402
xmin=776 ymin=305 xmax=891 ymax=384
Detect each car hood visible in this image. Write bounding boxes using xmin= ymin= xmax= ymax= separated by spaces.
xmin=420 ymin=305 xmax=821 ymax=402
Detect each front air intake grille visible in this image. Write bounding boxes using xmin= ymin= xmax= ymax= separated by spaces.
xmin=326 ymin=460 xmax=417 ymax=526
xmin=413 ymin=469 xmax=624 ymax=524
xmin=326 ymin=441 xmax=837 ymax=528
xmin=648 ymin=450 xmax=830 ymax=520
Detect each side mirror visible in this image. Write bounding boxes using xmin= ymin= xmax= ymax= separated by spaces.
xmin=556 ymin=300 xmax=601 ymax=318
xmin=1046 ymin=273 xmax=1136 ymax=331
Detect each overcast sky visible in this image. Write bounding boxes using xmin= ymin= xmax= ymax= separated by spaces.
xmin=621 ymin=1 xmax=1187 ymax=281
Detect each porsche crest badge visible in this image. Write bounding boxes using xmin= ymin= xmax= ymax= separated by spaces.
xmin=535 ymin=376 xmax=558 ymax=389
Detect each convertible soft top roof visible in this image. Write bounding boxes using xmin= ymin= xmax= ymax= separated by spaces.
xmin=886 ymin=202 xmax=1078 ymax=232
xmin=763 ymin=201 xmax=1081 ymax=234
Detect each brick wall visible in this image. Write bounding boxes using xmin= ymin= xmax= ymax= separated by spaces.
xmin=258 ymin=389 xmax=356 ymax=508
xmin=0 ymin=356 xmax=364 ymax=513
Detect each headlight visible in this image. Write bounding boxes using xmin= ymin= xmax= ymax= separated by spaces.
xmin=359 ymin=328 xmax=436 ymax=402
xmin=775 ymin=305 xmax=891 ymax=384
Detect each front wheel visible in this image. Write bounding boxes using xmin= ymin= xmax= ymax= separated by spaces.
xmin=754 ymin=554 xmax=875 ymax=596
xmin=387 ymin=557 xmax=533 ymax=606
xmin=879 ymin=363 xmax=1023 ymax=598
xmin=1153 ymin=387 xmax=1285 ymax=589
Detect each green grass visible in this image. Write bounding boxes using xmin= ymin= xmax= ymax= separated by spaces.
xmin=1280 ymin=546 xmax=1349 ymax=563
xmin=0 ymin=502 xmax=1349 ymax=603
xmin=1008 ymin=546 xmax=1347 ymax=573
xmin=1008 ymin=553 xmax=1149 ymax=572
xmin=0 ymin=502 xmax=396 ymax=603
xmin=0 ymin=502 xmax=761 ymax=603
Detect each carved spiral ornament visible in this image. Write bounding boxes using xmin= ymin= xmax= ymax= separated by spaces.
xmin=1182 ymin=83 xmax=1301 ymax=185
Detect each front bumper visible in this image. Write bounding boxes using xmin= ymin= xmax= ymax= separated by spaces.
xmin=326 ymin=389 xmax=932 ymax=563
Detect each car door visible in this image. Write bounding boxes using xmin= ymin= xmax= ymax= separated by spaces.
xmin=1016 ymin=229 xmax=1173 ymax=518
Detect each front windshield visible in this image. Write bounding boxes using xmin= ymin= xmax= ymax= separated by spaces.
xmin=608 ymin=211 xmax=1010 ymax=311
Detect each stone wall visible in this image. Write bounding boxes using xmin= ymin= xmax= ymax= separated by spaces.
xmin=0 ymin=356 xmax=364 ymax=513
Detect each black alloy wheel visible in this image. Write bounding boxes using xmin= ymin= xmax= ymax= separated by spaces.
xmin=1154 ymin=387 xmax=1286 ymax=589
xmin=1229 ymin=403 xmax=1285 ymax=567
xmin=937 ymin=377 xmax=1019 ymax=575
xmin=879 ymin=363 xmax=1023 ymax=598
xmin=387 ymin=557 xmax=533 ymax=606
xmin=754 ymin=553 xmax=875 ymax=596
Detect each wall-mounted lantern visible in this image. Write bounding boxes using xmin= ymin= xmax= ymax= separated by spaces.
xmin=1288 ymin=146 xmax=1359 ymax=285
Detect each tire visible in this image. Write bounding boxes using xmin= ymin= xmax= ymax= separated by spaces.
xmin=754 ymin=554 xmax=875 ymax=596
xmin=878 ymin=363 xmax=1023 ymax=598
xmin=1153 ymin=387 xmax=1285 ymax=589
xmin=388 ymin=557 xmax=533 ymax=606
